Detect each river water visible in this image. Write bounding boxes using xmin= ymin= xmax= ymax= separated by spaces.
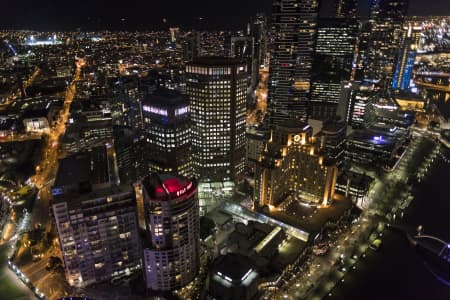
xmin=330 ymin=155 xmax=450 ymax=299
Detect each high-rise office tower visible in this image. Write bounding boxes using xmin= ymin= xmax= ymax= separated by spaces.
xmin=246 ymin=126 xmax=270 ymax=171
xmin=392 ymin=24 xmax=417 ymax=90
xmin=51 ymin=146 xmax=141 ymax=287
xmin=142 ymin=174 xmax=200 ymax=291
xmin=230 ymin=36 xmax=254 ymax=60
xmin=366 ymin=0 xmax=409 ymax=81
xmin=354 ymin=20 xmax=371 ymax=81
xmin=246 ymin=13 xmax=269 ymax=89
xmin=318 ymin=118 xmax=347 ymax=168
xmin=337 ymin=80 xmax=380 ymax=128
xmin=113 ymin=126 xmax=141 ymax=183
xmin=186 ymin=57 xmax=247 ymax=192
xmin=109 ymin=76 xmax=143 ymax=130
xmin=254 ymin=120 xmax=337 ymax=207
xmin=169 ymin=27 xmax=180 ymax=43
xmin=229 ymin=35 xmax=257 ymax=88
xmin=251 ymin=13 xmax=268 ymax=68
xmin=310 ymin=18 xmax=358 ymax=120
xmin=268 ymin=0 xmax=320 ymax=125
xmin=141 ymin=88 xmax=191 ymax=178
xmin=183 ymin=31 xmax=200 ymax=62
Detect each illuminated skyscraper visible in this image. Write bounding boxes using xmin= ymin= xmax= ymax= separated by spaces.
xmin=229 ymin=35 xmax=257 ymax=87
xmin=109 ymin=76 xmax=148 ymax=130
xmin=52 ymin=146 xmax=141 ymax=287
xmin=366 ymin=0 xmax=409 ymax=81
xmin=310 ymin=18 xmax=358 ymax=119
xmin=141 ymin=88 xmax=191 ymax=178
xmin=337 ymin=80 xmax=380 ymax=128
xmin=392 ymin=24 xmax=417 ymax=90
xmin=354 ymin=20 xmax=371 ymax=81
xmin=142 ymin=174 xmax=199 ymax=291
xmin=268 ymin=0 xmax=319 ymax=125
xmin=186 ymin=57 xmax=247 ymax=193
xmin=318 ymin=118 xmax=347 ymax=167
xmin=251 ymin=13 xmax=268 ymax=68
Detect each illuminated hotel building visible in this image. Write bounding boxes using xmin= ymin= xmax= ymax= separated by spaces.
xmin=268 ymin=0 xmax=319 ymax=125
xmin=51 ymin=146 xmax=141 ymax=287
xmin=254 ymin=120 xmax=337 ymax=207
xmin=142 ymin=174 xmax=200 ymax=291
xmin=141 ymin=88 xmax=191 ymax=178
xmin=366 ymin=0 xmax=409 ymax=81
xmin=186 ymin=57 xmax=246 ymax=206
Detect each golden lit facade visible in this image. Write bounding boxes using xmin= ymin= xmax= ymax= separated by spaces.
xmin=254 ymin=120 xmax=337 ymax=207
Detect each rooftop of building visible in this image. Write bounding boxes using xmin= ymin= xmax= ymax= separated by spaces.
xmin=62 ymin=119 xmax=112 ymax=143
xmin=276 ymin=119 xmax=310 ymax=132
xmin=8 ymin=96 xmax=62 ymax=114
xmin=321 ymin=118 xmax=347 ymax=133
xmin=143 ymin=88 xmax=188 ymax=108
xmin=53 ymin=145 xmax=110 ymax=189
xmin=337 ymin=170 xmax=374 ymax=186
xmin=212 ymin=206 xmax=307 ymax=276
xmin=113 ymin=126 xmax=138 ymax=148
xmin=189 ymin=56 xmax=245 ymax=66
xmin=246 ymin=126 xmax=270 ymax=139
xmin=358 ymin=79 xmax=381 ymax=91
xmin=317 ymin=17 xmax=359 ymax=26
xmin=210 ymin=253 xmax=255 ymax=283
xmin=228 ymin=221 xmax=274 ymax=253
xmin=52 ymin=183 xmax=134 ymax=208
xmin=70 ymin=96 xmax=110 ymax=113
xmin=263 ymin=194 xmax=352 ymax=239
xmin=394 ymin=89 xmax=425 ymax=101
xmin=142 ymin=173 xmax=195 ymax=201
xmin=347 ymin=128 xmax=398 ymax=147
xmin=0 ymin=117 xmax=18 ymax=131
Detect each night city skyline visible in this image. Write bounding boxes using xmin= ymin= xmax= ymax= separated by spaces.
xmin=0 ymin=0 xmax=449 ymax=300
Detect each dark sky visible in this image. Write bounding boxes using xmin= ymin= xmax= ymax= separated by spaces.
xmin=0 ymin=0 xmax=449 ymax=31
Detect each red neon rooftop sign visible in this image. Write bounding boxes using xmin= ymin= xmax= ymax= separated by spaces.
xmin=155 ymin=178 xmax=193 ymax=198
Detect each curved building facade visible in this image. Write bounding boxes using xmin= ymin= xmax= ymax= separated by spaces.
xmin=142 ymin=174 xmax=200 ymax=291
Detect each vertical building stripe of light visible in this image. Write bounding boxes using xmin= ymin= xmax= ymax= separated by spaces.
xmin=366 ymin=0 xmax=409 ymax=82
